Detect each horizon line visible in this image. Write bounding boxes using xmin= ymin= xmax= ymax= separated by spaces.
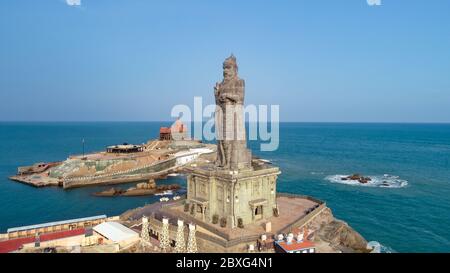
xmin=1 ymin=120 xmax=450 ymax=125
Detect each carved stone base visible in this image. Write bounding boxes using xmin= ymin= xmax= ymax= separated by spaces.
xmin=186 ymin=162 xmax=280 ymax=228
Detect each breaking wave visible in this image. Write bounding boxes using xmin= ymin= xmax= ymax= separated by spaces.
xmin=325 ymin=174 xmax=408 ymax=188
xmin=367 ymin=241 xmax=396 ymax=253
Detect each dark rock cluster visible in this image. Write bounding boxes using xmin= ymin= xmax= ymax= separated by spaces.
xmin=341 ymin=174 xmax=372 ymax=184
xmin=93 ymin=179 xmax=180 ymax=197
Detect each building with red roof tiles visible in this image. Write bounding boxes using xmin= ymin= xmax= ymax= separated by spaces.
xmin=0 ymin=228 xmax=86 ymax=253
xmin=159 ymin=119 xmax=188 ymax=141
xmin=274 ymin=230 xmax=316 ymax=253
xmin=275 ymin=239 xmax=316 ymax=253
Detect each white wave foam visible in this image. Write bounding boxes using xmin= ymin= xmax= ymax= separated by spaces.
xmin=325 ymin=174 xmax=408 ymax=188
xmin=367 ymin=241 xmax=395 ymax=253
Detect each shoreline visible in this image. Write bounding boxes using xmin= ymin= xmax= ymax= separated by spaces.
xmin=0 ymin=192 xmax=371 ymax=253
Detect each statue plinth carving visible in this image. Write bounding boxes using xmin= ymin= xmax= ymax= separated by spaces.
xmin=214 ymin=55 xmax=252 ymax=170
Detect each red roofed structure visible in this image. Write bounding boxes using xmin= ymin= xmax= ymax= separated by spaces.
xmin=274 ymin=227 xmax=316 ymax=253
xmin=0 ymin=228 xmax=85 ymax=253
xmin=0 ymin=237 xmax=34 ymax=253
xmin=275 ymin=239 xmax=316 ymax=253
xmin=159 ymin=127 xmax=172 ymax=140
xmin=159 ymin=119 xmax=188 ymax=141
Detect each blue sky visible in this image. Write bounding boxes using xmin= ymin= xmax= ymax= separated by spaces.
xmin=1 ymin=0 xmax=449 ymax=122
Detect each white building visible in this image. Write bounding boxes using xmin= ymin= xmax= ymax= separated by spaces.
xmin=174 ymin=148 xmax=213 ymax=166
xmin=93 ymin=222 xmax=139 ymax=249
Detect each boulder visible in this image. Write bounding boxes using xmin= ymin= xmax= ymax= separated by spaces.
xmin=148 ymin=179 xmax=156 ymax=189
xmin=136 ymin=179 xmax=156 ymax=189
xmin=318 ymin=220 xmax=368 ymax=252
xmin=345 ymin=174 xmax=372 ymax=184
xmin=136 ymin=183 xmax=146 ymax=189
xmin=348 ymin=174 xmax=361 ymax=180
xmin=93 ymin=187 xmax=124 ymax=197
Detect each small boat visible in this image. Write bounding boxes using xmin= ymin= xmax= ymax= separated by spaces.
xmin=160 ymin=197 xmax=169 ymax=202
xmin=173 ymin=195 xmax=181 ymax=200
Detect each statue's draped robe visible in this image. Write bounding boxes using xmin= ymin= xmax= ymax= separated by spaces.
xmin=214 ymin=75 xmax=252 ymax=170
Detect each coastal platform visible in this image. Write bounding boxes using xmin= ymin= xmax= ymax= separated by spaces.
xmin=9 ymin=140 xmax=216 ymax=189
xmin=9 ymin=173 xmax=61 ymax=187
xmin=120 ymin=193 xmax=327 ymax=253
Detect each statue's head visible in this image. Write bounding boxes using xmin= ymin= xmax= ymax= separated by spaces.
xmin=223 ymin=54 xmax=238 ymax=81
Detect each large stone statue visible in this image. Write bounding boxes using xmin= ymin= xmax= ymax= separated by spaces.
xmin=186 ymin=55 xmax=280 ymax=228
xmin=214 ymin=55 xmax=252 ymax=170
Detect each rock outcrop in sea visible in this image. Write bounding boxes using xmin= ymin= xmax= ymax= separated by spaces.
xmin=341 ymin=174 xmax=372 ymax=184
xmin=93 ymin=179 xmax=180 ymax=197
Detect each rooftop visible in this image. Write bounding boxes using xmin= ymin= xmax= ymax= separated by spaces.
xmin=0 ymin=228 xmax=86 ymax=253
xmin=93 ymin=222 xmax=138 ymax=242
xmin=7 ymin=215 xmax=106 ymax=233
xmin=276 ymin=240 xmax=315 ymax=252
xmin=166 ymin=196 xmax=319 ymax=240
xmin=160 ymin=127 xmax=171 ymax=134
xmin=160 ymin=119 xmax=188 ymax=134
xmin=106 ymin=144 xmax=143 ymax=149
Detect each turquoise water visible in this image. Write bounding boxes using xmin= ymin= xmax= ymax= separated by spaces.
xmin=1 ymin=122 xmax=450 ymax=252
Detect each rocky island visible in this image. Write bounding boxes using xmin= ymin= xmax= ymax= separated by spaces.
xmin=10 ymin=131 xmax=215 ymax=189
xmin=341 ymin=174 xmax=372 ymax=184
xmin=93 ymin=179 xmax=181 ymax=197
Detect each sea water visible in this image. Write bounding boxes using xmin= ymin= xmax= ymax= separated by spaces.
xmin=0 ymin=122 xmax=449 ymax=252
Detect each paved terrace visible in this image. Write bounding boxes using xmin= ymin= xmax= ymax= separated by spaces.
xmin=161 ymin=195 xmax=321 ymax=241
xmin=70 ymin=148 xmax=170 ymax=161
xmin=118 ymin=194 xmax=326 ymax=250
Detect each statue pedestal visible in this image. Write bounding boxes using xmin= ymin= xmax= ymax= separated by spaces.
xmin=185 ymin=162 xmax=280 ymax=228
